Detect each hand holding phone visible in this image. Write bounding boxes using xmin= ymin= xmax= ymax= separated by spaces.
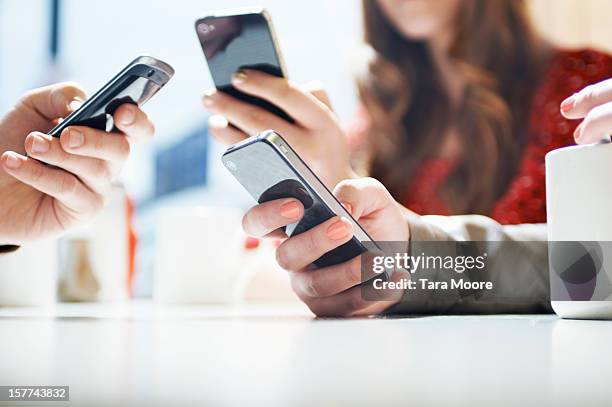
xmin=223 ymin=130 xmax=379 ymax=268
xmin=196 ymin=8 xmax=293 ymax=122
xmin=0 ymin=55 xmax=173 ymax=243
xmin=225 ymin=131 xmax=409 ymax=316
xmin=48 ymin=56 xmax=174 ymax=137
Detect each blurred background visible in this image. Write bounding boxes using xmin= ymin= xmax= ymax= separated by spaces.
xmin=1 ymin=0 xmax=611 ymax=299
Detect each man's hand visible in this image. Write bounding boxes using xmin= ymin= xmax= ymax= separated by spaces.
xmin=0 ymin=82 xmax=154 ymax=244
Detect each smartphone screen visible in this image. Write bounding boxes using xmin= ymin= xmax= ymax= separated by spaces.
xmin=196 ymin=10 xmax=293 ymax=122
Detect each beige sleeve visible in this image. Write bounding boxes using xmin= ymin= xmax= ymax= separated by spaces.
xmin=385 ymin=213 xmax=553 ymax=315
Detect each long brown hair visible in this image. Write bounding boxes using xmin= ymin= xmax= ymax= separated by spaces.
xmin=358 ymin=0 xmax=547 ymax=214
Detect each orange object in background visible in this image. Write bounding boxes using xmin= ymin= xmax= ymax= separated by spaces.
xmin=244 ymin=236 xmax=261 ymax=250
xmin=126 ymin=196 xmax=137 ymax=298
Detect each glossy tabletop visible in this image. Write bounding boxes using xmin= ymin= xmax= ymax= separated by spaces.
xmin=0 ymin=301 xmax=611 ymax=406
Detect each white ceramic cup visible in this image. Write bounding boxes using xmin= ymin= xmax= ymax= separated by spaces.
xmin=546 ymin=143 xmax=612 ymax=319
xmin=153 ymin=207 xmax=248 ymax=304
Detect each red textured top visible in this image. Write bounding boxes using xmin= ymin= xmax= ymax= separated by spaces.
xmin=347 ymin=49 xmax=612 ymax=224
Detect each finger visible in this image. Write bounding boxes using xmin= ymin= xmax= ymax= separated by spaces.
xmin=208 ymin=115 xmax=248 ymax=145
xmin=291 ymin=251 xmax=391 ymax=298
xmin=276 ymin=216 xmax=353 ymax=271
xmin=0 ymin=151 xmax=101 ymax=213
xmin=20 ymin=82 xmax=86 ymax=120
xmin=303 ymin=272 xmax=406 ymax=317
xmin=303 ymin=285 xmax=384 ymax=317
xmin=59 ymin=126 xmax=130 ymax=164
xmin=291 ymin=256 xmax=363 ymax=298
xmin=574 ymin=101 xmax=612 ymax=144
xmin=112 ymin=104 xmax=155 ymax=143
xmin=333 ymin=178 xmax=392 ymax=220
xmin=302 ymin=80 xmax=334 ymax=111
xmin=25 ymin=132 xmax=114 ymax=194
xmin=242 ymin=198 xmax=304 ymax=237
xmin=231 ymin=69 xmax=334 ymax=129
xmin=561 ymin=78 xmax=612 ymax=119
xmin=202 ymin=89 xmax=292 ymax=136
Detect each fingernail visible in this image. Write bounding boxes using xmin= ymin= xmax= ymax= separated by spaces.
xmin=3 ymin=153 xmax=21 ymax=169
xmin=280 ymin=201 xmax=301 ymax=219
xmin=573 ymin=122 xmax=584 ymax=143
xmin=202 ymin=90 xmax=215 ymax=108
xmin=326 ymin=219 xmax=349 ymax=240
xmin=68 ymin=129 xmax=84 ymax=148
xmin=68 ymin=97 xmax=84 ymax=112
xmin=208 ymin=114 xmax=228 ymax=129
xmin=561 ymin=94 xmax=576 ymax=113
xmin=244 ymin=236 xmax=260 ymax=250
xmin=118 ymin=105 xmax=136 ymax=125
xmin=232 ymin=70 xmax=248 ymax=85
xmin=31 ymin=134 xmax=49 ymax=154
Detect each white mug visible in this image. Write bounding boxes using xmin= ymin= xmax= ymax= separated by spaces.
xmin=153 ymin=206 xmax=249 ymax=304
xmin=546 ymin=143 xmax=612 ymax=319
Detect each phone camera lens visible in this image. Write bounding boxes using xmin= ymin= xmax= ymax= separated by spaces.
xmin=200 ymin=24 xmax=215 ymax=34
xmin=147 ymin=69 xmax=155 ymax=78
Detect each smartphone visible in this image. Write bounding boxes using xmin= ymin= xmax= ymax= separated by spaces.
xmin=195 ymin=8 xmax=293 ymax=123
xmin=48 ymin=56 xmax=174 ymax=137
xmin=223 ymin=130 xmax=378 ymax=268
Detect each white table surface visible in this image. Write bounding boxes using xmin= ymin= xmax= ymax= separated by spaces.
xmin=0 ymin=300 xmax=611 ymax=407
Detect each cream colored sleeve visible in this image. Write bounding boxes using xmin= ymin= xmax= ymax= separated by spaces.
xmin=386 ymin=213 xmax=553 ymax=315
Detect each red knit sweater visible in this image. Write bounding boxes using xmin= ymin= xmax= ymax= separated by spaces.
xmin=348 ymin=49 xmax=612 ymax=224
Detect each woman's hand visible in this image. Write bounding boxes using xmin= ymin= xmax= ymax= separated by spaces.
xmin=561 ymin=78 xmax=612 ymax=144
xmin=0 ymin=82 xmax=154 ymax=244
xmin=202 ymin=70 xmax=352 ymax=188
xmin=242 ymin=177 xmax=409 ymax=317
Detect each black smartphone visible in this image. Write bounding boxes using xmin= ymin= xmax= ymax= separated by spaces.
xmin=48 ymin=56 xmax=174 ymax=138
xmin=223 ymin=130 xmax=379 ymax=269
xmin=195 ymin=8 xmax=293 ymax=123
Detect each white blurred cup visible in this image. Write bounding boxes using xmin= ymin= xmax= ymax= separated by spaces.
xmin=153 ymin=207 xmax=248 ymax=304
xmin=546 ymin=143 xmax=612 ymax=319
xmin=0 ymin=240 xmax=58 ymax=306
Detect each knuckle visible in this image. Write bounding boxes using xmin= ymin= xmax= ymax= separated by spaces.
xmin=147 ymin=121 xmax=156 ymax=138
xmin=580 ymin=85 xmax=597 ymax=105
xmin=58 ymin=175 xmax=79 ymax=197
xmin=94 ymin=160 xmax=112 ymax=181
xmin=28 ymin=164 xmax=45 ymax=183
xmin=276 ymin=79 xmax=292 ymax=98
xmin=275 ymin=246 xmax=292 ymax=270
xmin=303 ymin=229 xmax=321 ymax=255
xmin=346 ymin=292 xmax=367 ymax=315
xmin=117 ymin=138 xmax=131 ymax=160
xmin=343 ymin=258 xmax=361 ymax=284
xmin=244 ymin=109 xmax=264 ymax=129
xmin=52 ymin=82 xmax=83 ymax=106
xmin=257 ymin=210 xmax=277 ymax=232
xmin=92 ymin=131 xmax=105 ymax=152
xmin=19 ymin=89 xmax=37 ymax=105
xmin=305 ymin=274 xmax=323 ymax=298
xmin=334 ymin=179 xmax=359 ymax=199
